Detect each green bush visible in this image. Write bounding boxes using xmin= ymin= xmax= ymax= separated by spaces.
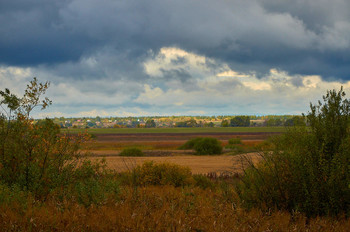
xmin=180 ymin=137 xmax=222 ymax=155
xmin=178 ymin=137 xmax=203 ymax=149
xmin=73 ymin=177 xmax=119 ymax=207
xmin=193 ymin=138 xmax=222 ymax=155
xmin=130 ymin=161 xmax=194 ymax=187
xmin=53 ymin=159 xmax=120 ymax=207
xmin=119 ymin=147 xmax=144 ymax=157
xmin=237 ymin=88 xmax=350 ymax=217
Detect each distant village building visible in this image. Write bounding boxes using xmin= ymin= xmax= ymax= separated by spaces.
xmin=102 ymin=121 xmax=117 ymax=128
xmin=72 ymin=121 xmax=85 ymax=127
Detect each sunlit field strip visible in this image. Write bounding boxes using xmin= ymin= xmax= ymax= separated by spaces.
xmin=62 ymin=126 xmax=286 ymax=134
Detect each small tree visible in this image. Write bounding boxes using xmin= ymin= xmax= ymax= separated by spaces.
xmin=0 ymin=78 xmax=89 ymax=198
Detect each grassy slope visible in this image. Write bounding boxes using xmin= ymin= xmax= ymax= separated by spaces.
xmin=62 ymin=126 xmax=286 ymax=134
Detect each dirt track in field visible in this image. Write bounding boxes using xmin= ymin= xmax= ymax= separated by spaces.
xmin=89 ymin=152 xmax=261 ymax=174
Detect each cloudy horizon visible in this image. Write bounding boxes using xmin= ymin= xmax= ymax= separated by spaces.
xmin=1 ymin=0 xmax=350 ymax=118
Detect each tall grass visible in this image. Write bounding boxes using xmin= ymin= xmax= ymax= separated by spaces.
xmin=0 ymin=185 xmax=349 ymax=231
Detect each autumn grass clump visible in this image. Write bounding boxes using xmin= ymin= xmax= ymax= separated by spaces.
xmin=123 ymin=161 xmax=194 ymax=187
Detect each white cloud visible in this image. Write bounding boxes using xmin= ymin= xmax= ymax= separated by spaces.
xmin=144 ymin=47 xmax=219 ymax=78
xmin=0 ymin=66 xmax=34 ymax=95
xmin=138 ymin=47 xmax=350 ymax=114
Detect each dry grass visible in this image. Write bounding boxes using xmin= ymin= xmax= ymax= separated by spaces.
xmin=89 ymin=153 xmax=261 ymax=174
xmin=0 ymin=185 xmax=349 ymax=231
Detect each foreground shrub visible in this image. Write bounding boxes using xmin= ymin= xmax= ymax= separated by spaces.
xmin=119 ymin=147 xmax=144 ymax=157
xmin=129 ymin=161 xmax=194 ymax=187
xmin=0 ymin=78 xmax=120 ymax=205
xmin=67 ymin=160 xmax=120 ymax=207
xmin=237 ymin=88 xmax=350 ymax=217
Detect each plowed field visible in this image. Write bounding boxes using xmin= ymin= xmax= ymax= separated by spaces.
xmin=84 ymin=132 xmax=279 ymax=150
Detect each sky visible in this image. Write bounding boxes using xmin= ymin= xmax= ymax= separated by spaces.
xmin=1 ymin=0 xmax=350 ymax=118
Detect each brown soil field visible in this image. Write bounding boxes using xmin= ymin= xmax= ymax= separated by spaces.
xmin=93 ymin=132 xmax=279 ymax=141
xmin=84 ymin=132 xmax=277 ymax=150
xmin=90 ymin=152 xmax=261 ymax=174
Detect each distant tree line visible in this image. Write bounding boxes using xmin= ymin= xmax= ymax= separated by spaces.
xmin=175 ymin=119 xmax=198 ymax=127
xmin=266 ymin=116 xmax=305 ymax=127
xmin=46 ymin=114 xmax=307 ymax=129
xmin=221 ymin=116 xmax=251 ymax=127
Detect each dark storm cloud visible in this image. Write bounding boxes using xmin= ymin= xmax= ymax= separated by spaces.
xmin=0 ymin=0 xmax=90 ymax=65
xmin=1 ymin=0 xmax=350 ymax=80
xmin=261 ymin=0 xmax=350 ymax=33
